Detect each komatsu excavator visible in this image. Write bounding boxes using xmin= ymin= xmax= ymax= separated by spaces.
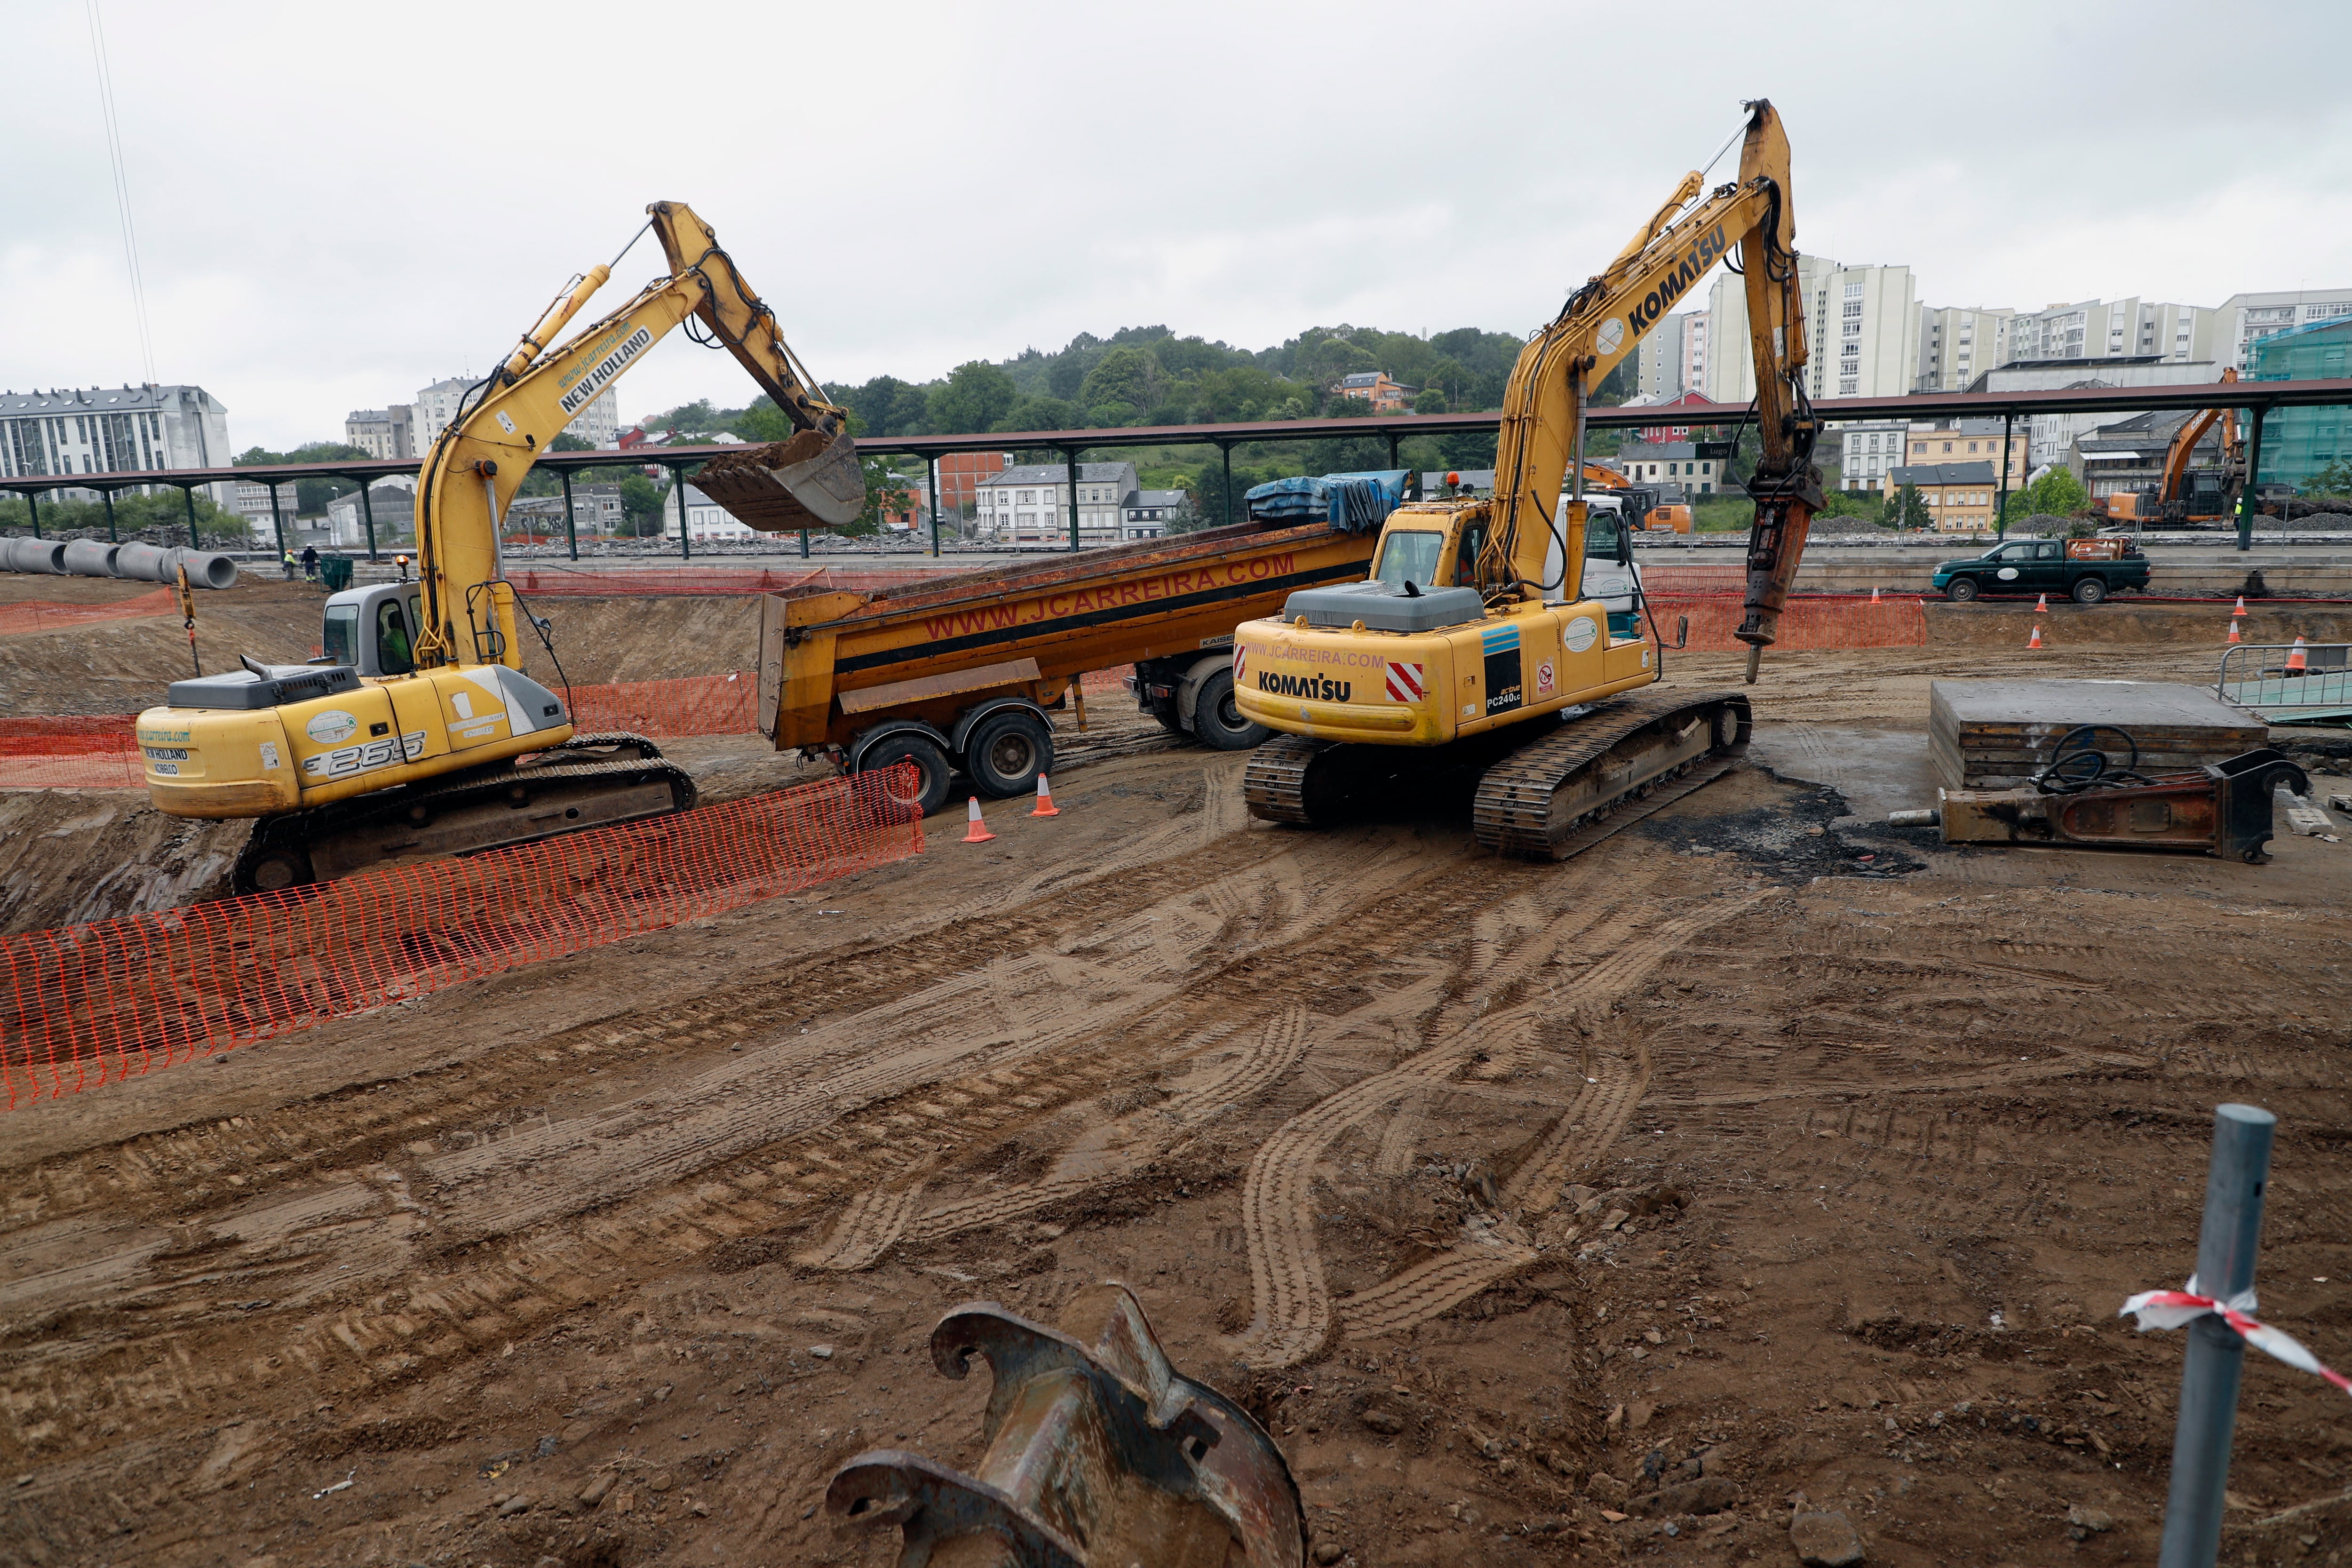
xmin=135 ymin=203 xmax=862 ymax=892
xmin=1232 ymin=99 xmax=1820 ymax=857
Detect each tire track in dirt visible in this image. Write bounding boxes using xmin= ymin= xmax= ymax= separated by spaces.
xmin=1 ymin=770 xmax=1261 ymax=1239
xmin=0 ymin=830 xmax=1430 ymax=1455
xmin=1233 ymin=888 xmax=1780 ymax=1369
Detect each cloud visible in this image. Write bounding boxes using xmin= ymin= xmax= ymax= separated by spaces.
xmin=3 ymin=0 xmax=2349 ymax=447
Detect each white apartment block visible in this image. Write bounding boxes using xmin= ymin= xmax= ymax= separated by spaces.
xmin=344 ymin=405 xmax=413 ymax=461
xmin=2217 ymin=290 xmax=2352 ymax=371
xmin=1707 ymin=259 xmax=1916 ymax=402
xmin=2006 ymin=298 xmax=2222 ymax=368
xmin=1634 ymin=310 xmax=1709 ymax=399
xmin=410 ymin=375 xmax=620 ymax=452
xmin=1914 ymin=307 xmax=2017 ymax=393
xmin=0 ymin=383 xmax=233 ymax=506
xmin=1833 ymin=421 xmax=1911 ymax=491
xmin=977 ymin=462 xmax=1139 ymax=545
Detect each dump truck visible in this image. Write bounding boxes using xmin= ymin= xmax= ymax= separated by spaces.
xmin=757 ymin=517 xmax=1383 ymax=815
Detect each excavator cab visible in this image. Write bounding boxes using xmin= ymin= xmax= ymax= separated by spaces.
xmin=321 ymin=583 xmax=428 ymax=678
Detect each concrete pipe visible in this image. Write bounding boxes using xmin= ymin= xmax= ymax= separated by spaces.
xmin=62 ymin=539 xmax=121 ymax=578
xmin=167 ymin=549 xmax=239 ymax=590
xmin=6 ymin=537 xmax=67 ymax=574
xmin=113 ymin=541 xmax=173 ymax=582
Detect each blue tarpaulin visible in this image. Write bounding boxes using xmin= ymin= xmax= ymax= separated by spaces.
xmin=1243 ymin=469 xmax=1411 ymax=535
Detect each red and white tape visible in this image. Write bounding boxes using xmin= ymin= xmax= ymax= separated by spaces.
xmin=2121 ymin=1276 xmax=2352 ymax=1397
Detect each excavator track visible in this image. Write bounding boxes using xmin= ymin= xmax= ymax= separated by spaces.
xmin=1242 ymin=691 xmax=1751 ymax=862
xmin=1472 ymin=690 xmax=1751 ymax=859
xmin=235 ymin=731 xmax=699 ymax=894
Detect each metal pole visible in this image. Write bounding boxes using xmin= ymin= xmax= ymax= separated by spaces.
xmin=674 ymin=464 xmax=691 ymax=559
xmin=360 ymin=478 xmax=378 ymax=562
xmin=268 ymin=480 xmax=286 ymax=561
xmin=560 ymin=468 xmax=577 ymax=561
xmin=2237 ymin=405 xmax=2266 ymax=554
xmin=27 ymin=489 xmax=38 ymax=539
xmin=181 ymin=483 xmax=196 ymax=546
xmin=102 ymin=488 xmax=117 ymax=542
xmin=1996 ymin=412 xmax=2013 ymax=540
xmin=928 ymin=453 xmax=941 ymax=557
xmin=1387 ymin=431 xmax=1400 ymax=470
xmin=1066 ymin=448 xmax=1081 ymax=553
xmin=1222 ymin=443 xmax=1234 ymax=527
xmin=2157 ymin=1103 xmax=2277 ymax=1568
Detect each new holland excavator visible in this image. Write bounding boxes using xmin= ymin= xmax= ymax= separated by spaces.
xmin=135 ymin=203 xmax=863 ymax=892
xmin=1232 ymin=99 xmax=1820 ymax=857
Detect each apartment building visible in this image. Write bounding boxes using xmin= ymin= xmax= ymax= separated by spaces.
xmin=1903 ymin=419 xmax=2028 ymax=486
xmin=0 ymin=383 xmax=232 ymax=504
xmin=977 ymin=462 xmax=1139 ymax=545
xmin=344 ymin=406 xmax=414 ymax=461
xmin=1885 ymin=461 xmax=2000 ymax=533
xmin=1707 ymin=259 xmax=1915 ymax=401
xmin=1914 ymin=307 xmax=2017 ymax=393
xmin=1614 ymin=440 xmax=1723 ymax=494
xmin=2006 ymin=298 xmax=2222 ymax=368
xmin=1965 ymin=357 xmax=2226 ymax=470
xmin=1835 ymin=422 xmax=1911 ymax=491
xmin=2217 ymin=289 xmax=2352 ymax=372
xmin=411 ymin=375 xmax=620 ymax=450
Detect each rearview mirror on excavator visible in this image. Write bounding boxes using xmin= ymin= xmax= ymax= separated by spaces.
xmin=1675 ymin=613 xmax=1690 ymax=650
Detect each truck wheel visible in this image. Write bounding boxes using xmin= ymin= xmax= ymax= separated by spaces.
xmin=1946 ymin=577 xmax=1980 ymax=602
xmin=2071 ymin=576 xmax=2108 ymax=605
xmin=858 ymin=732 xmax=954 ymax=818
xmin=1190 ymin=670 xmax=1271 ymax=751
xmin=963 ymin=709 xmax=1054 ymax=797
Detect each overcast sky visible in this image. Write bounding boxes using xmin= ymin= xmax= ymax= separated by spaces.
xmin=4 ymin=0 xmax=2349 ymax=451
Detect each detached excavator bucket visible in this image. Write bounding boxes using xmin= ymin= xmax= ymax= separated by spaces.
xmin=695 ymin=428 xmax=865 ymax=531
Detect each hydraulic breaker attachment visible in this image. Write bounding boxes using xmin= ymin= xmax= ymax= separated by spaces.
xmin=1734 ymin=462 xmax=1824 ymax=683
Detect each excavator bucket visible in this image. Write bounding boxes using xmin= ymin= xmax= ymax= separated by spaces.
xmin=695 ymin=428 xmax=866 ymax=531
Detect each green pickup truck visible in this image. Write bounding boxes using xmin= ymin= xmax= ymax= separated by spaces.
xmin=1931 ymin=537 xmax=2151 ymax=604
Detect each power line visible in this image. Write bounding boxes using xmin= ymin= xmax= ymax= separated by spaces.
xmin=86 ymin=0 xmax=155 ymax=388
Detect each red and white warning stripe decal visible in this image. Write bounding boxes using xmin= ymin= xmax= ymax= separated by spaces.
xmin=1233 ymin=645 xmax=1248 ymax=685
xmin=1384 ymin=661 xmax=1426 ymax=702
xmin=2122 ymin=1280 xmax=2352 ymax=1397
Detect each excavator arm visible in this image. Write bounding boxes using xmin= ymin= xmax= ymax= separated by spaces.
xmin=1481 ymin=99 xmax=1815 ymax=679
xmin=411 ymin=201 xmax=858 ymax=671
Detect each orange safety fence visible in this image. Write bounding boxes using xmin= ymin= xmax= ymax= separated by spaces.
xmin=0 ymin=765 xmax=923 ymax=1110
xmin=568 ymin=670 xmax=762 ymax=736
xmin=1640 ymin=593 xmax=1928 ymax=652
xmin=0 ymin=588 xmax=180 ymax=636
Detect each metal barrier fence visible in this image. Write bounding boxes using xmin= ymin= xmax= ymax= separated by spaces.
xmin=2217 ymin=642 xmax=2352 ymax=722
xmin=0 ymin=765 xmax=924 ymax=1110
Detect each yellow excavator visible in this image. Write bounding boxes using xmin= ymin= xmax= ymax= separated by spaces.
xmin=135 ymin=203 xmax=862 ymax=893
xmin=1233 ymin=99 xmax=1820 ymax=856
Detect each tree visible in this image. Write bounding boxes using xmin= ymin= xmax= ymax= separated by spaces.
xmin=1413 ymin=388 xmax=1449 ymax=415
xmin=1891 ymin=483 xmax=1931 ymax=531
xmin=2304 ymin=459 xmax=2352 ymax=497
xmin=925 ymin=361 xmax=1018 ymax=434
xmin=2006 ymin=466 xmax=2090 ymax=524
xmin=549 ymin=432 xmax=595 ymax=453
xmin=858 ymin=458 xmax=910 ymax=537
xmin=618 ymin=473 xmax=667 ymax=535
xmin=1078 ymin=345 xmax=1160 ymax=425
xmin=993 ymin=395 xmax=1081 ymax=434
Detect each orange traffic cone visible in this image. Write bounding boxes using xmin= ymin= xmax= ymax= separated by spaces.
xmin=961 ymin=796 xmax=995 ymax=843
xmin=2233 ymin=595 xmax=2249 ymax=617
xmin=2027 ymin=623 xmax=2043 ymax=649
xmin=1870 ymin=586 xmax=1882 ymax=604
xmin=1029 ymin=773 xmax=1060 ymax=818
xmin=2034 ymin=592 xmax=2049 ymax=613
xmin=2227 ymin=620 xmax=2243 ymax=644
xmin=2288 ymin=636 xmax=2309 ymax=674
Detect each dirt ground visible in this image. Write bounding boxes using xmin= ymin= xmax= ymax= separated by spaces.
xmin=7 ymin=600 xmax=2352 ymax=1568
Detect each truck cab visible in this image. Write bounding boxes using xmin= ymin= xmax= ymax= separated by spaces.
xmin=1931 ymin=536 xmax=2150 ymax=604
